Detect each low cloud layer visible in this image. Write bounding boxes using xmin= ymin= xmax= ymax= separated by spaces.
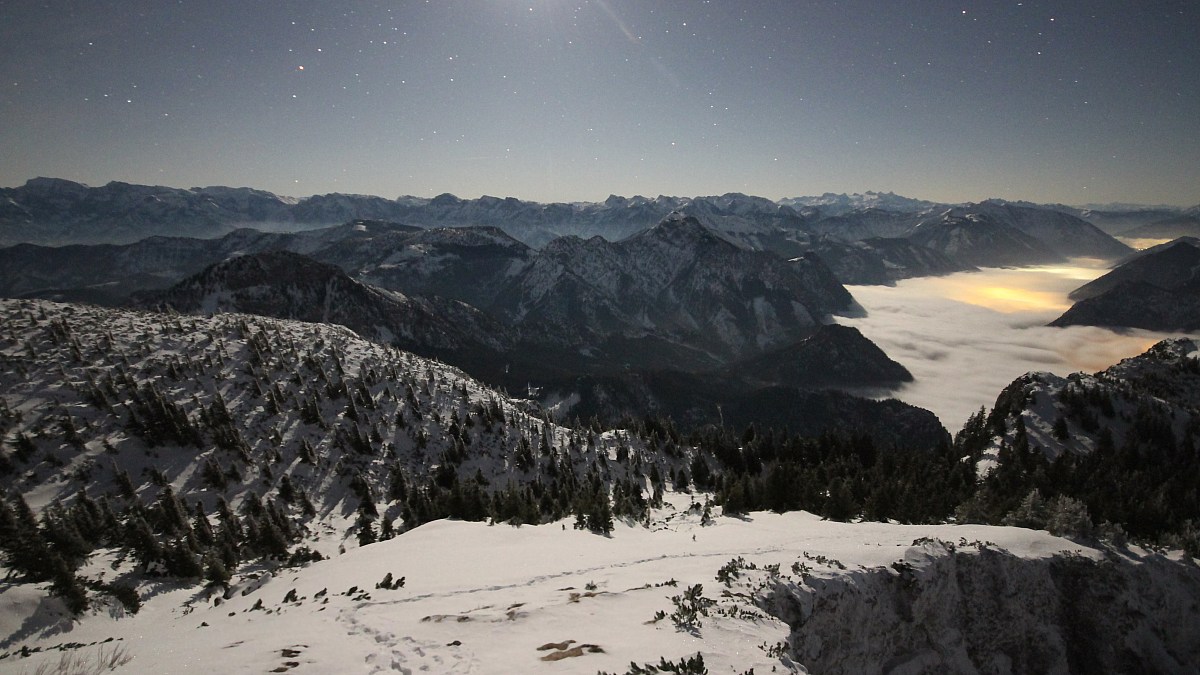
xmin=838 ymin=261 xmax=1196 ymax=432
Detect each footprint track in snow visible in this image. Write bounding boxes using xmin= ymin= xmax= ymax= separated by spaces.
xmin=342 ymin=543 xmax=798 ymax=614
xmin=343 ymin=603 xmax=479 ymax=674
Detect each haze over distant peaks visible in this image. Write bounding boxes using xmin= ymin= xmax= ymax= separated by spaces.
xmin=780 ymin=191 xmax=946 ymax=216
xmin=4 ymin=177 xmax=1192 ymax=250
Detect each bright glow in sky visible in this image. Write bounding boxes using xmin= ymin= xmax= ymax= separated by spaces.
xmin=0 ymin=1 xmax=1197 ymax=205
xmin=840 ymin=261 xmax=1197 ymax=429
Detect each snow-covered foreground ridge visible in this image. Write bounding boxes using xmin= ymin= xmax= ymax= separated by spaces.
xmin=2 ymin=299 xmax=1200 ymax=673
xmin=4 ymin=509 xmax=1199 ymax=674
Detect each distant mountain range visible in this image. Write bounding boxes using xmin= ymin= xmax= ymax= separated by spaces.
xmin=0 ymin=177 xmax=816 ymax=248
xmin=779 ymin=191 xmax=945 ymax=216
xmin=2 ymin=178 xmax=1162 ymax=286
xmin=0 ymin=211 xmax=912 ymax=435
xmin=0 ymin=177 xmax=1165 ymax=430
xmin=125 ymin=213 xmax=853 ymax=370
xmin=0 ymin=177 xmax=1183 ymax=428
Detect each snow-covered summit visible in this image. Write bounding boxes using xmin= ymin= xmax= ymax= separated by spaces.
xmin=975 ymin=337 xmax=1200 ymax=467
xmin=780 ymin=191 xmax=944 ymax=216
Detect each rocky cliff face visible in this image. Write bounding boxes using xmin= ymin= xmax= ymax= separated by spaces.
xmin=761 ymin=539 xmax=1200 ymax=674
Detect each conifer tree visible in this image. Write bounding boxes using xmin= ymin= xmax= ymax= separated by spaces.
xmin=356 ymin=511 xmax=377 ymax=547
xmin=192 ymin=501 xmax=215 ymax=547
xmin=2 ymin=493 xmax=54 ymax=581
xmin=165 ymin=538 xmax=204 ymax=578
xmin=124 ymin=512 xmax=163 ymax=570
xmin=115 ymin=467 xmax=137 ymax=499
xmin=204 ymin=552 xmax=232 ymax=587
xmin=155 ymin=485 xmax=190 ymax=535
xmin=41 ymin=501 xmax=92 ymax=565
xmin=48 ymin=552 xmax=88 ymax=614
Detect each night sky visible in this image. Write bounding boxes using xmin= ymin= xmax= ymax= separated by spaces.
xmin=1 ymin=1 xmax=1197 ymax=206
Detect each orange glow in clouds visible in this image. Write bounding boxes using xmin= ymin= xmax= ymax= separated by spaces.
xmin=1117 ymin=237 xmax=1174 ymax=251
xmin=919 ymin=260 xmax=1112 ymax=314
xmin=947 ymin=285 xmax=1072 ymax=313
xmin=842 ymin=259 xmax=1194 ymax=427
xmin=1066 ymin=338 xmax=1166 ymax=373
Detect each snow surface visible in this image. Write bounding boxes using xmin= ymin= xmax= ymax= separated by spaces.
xmin=1 ymin=494 xmax=1100 ymax=674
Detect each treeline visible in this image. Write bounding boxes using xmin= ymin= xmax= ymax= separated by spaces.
xmin=954 ymin=402 xmax=1200 ymax=555
xmin=698 ymin=425 xmax=974 ymax=524
xmin=0 ymin=484 xmax=316 ymax=614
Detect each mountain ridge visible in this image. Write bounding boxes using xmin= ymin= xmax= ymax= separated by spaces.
xmin=1 ymin=178 xmax=1145 ymax=262
xmin=1050 ymin=239 xmax=1200 ymax=331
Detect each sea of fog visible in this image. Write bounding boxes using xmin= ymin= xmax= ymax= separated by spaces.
xmin=838 ymin=258 xmax=1196 ymax=433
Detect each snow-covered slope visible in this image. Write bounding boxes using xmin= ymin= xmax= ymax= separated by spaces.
xmin=977 ymin=338 xmax=1200 ymax=462
xmin=3 ymin=301 xmax=1199 ymax=674
xmin=955 ymin=338 xmax=1200 ymax=549
xmin=5 ymin=502 xmax=1198 ymax=674
xmin=909 ymin=213 xmax=1062 ymax=268
xmin=0 ymin=297 xmax=688 ymax=546
xmin=945 ymin=201 xmax=1132 ymax=260
xmin=138 ymin=249 xmax=514 ymax=355
xmin=801 ymin=236 xmax=974 ymax=285
xmin=780 ymin=191 xmax=944 ymax=217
